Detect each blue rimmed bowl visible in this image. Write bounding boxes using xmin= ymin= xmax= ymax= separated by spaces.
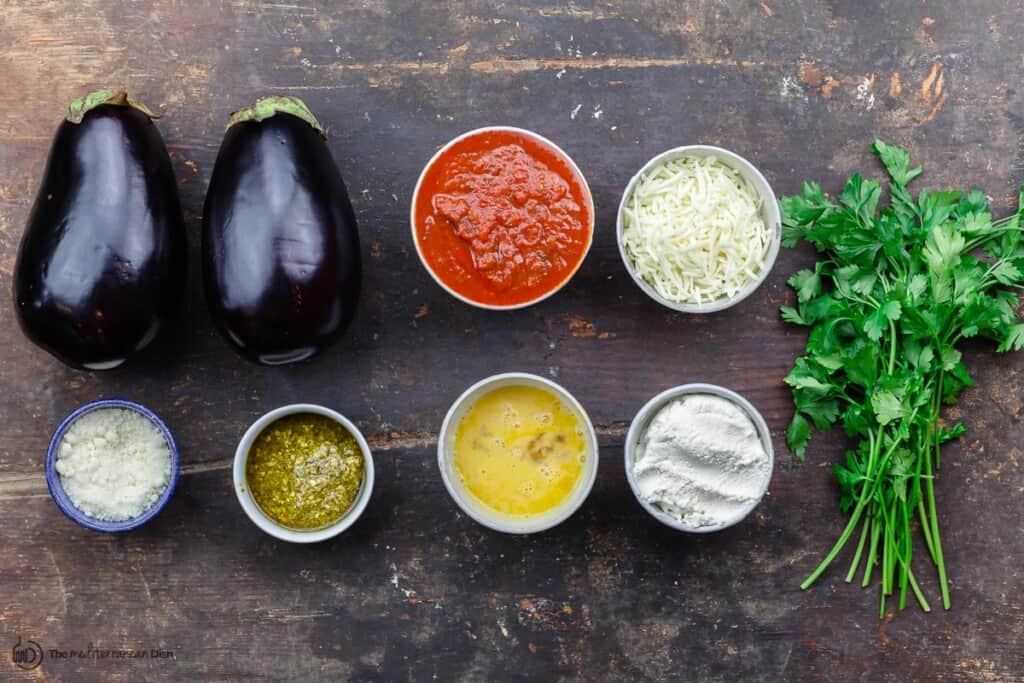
xmin=45 ymin=398 xmax=179 ymax=533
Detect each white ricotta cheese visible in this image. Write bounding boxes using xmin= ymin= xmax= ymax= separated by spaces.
xmin=55 ymin=408 xmax=172 ymax=521
xmin=633 ymin=394 xmax=770 ymax=528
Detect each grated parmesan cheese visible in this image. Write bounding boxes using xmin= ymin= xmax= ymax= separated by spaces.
xmin=621 ymin=154 xmax=771 ymax=305
xmin=55 ymin=408 xmax=171 ymax=521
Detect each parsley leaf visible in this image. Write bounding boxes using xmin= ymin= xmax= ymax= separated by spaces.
xmin=871 ymin=390 xmax=906 ymax=425
xmin=992 ymin=259 xmax=1022 ymax=286
xmin=840 ymin=174 xmax=882 ymax=223
xmin=871 ymin=139 xmax=922 ymax=186
xmin=787 ymin=412 xmax=811 ymax=460
xmin=937 ymin=423 xmax=966 ymax=443
xmin=923 ymin=223 xmax=965 ymax=303
xmin=788 ymin=269 xmax=822 ymax=303
xmin=780 ymin=305 xmax=808 ymax=326
xmin=997 ymin=324 xmax=1024 ymax=352
xmin=863 ymin=300 xmax=902 ymax=342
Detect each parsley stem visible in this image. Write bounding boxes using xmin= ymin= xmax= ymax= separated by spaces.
xmin=907 ymin=566 xmax=931 ymax=612
xmin=887 ymin=495 xmax=932 ymax=613
xmin=928 ymin=373 xmax=952 ymax=609
xmin=800 ymin=430 xmax=879 ymax=590
xmin=855 ymin=429 xmax=915 ymax=600
xmin=804 ymin=426 xmax=907 ymax=591
xmin=888 ymin=319 xmax=898 ymax=374
xmin=927 ymin=433 xmax=951 ymax=609
xmin=964 ymin=221 xmax=1020 ymax=251
xmin=917 ymin=392 xmax=939 ymax=565
xmin=882 ymin=497 xmax=894 ymax=596
xmin=917 ymin=498 xmax=938 ymax=564
xmin=899 ymin=498 xmax=912 ymax=610
xmin=800 ymin=486 xmax=870 ymax=590
xmin=862 ymin=514 xmax=881 ymax=587
xmin=846 ymin=514 xmax=871 ymax=582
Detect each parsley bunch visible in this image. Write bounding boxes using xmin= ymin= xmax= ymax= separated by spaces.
xmin=780 ymin=141 xmax=1024 ymax=616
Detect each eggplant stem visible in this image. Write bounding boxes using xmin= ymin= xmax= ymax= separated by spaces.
xmin=67 ymin=89 xmax=158 ymax=124
xmin=227 ymin=95 xmax=326 ymax=137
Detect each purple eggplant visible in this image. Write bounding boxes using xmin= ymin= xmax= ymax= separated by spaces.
xmin=13 ymin=90 xmax=186 ymax=370
xmin=202 ymin=96 xmax=361 ymax=365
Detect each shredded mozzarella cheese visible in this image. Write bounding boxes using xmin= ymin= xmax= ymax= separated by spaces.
xmin=621 ymin=154 xmax=770 ymax=305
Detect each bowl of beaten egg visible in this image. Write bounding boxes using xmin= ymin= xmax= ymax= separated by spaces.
xmin=438 ymin=373 xmax=598 ymax=534
xmin=617 ymin=145 xmax=781 ymax=313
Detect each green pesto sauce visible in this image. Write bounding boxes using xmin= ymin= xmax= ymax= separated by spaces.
xmin=246 ymin=413 xmax=364 ymax=530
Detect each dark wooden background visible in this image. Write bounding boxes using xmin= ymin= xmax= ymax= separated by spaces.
xmin=2 ymin=1 xmax=1023 ymax=681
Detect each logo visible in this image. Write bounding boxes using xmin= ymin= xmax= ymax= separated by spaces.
xmin=12 ymin=635 xmax=43 ymax=671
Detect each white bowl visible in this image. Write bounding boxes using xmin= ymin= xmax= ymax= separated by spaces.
xmin=438 ymin=372 xmax=599 ymax=533
xmin=616 ymin=145 xmax=782 ymax=313
xmin=233 ymin=403 xmax=374 ymax=543
xmin=624 ymin=383 xmax=774 ymax=533
xmin=410 ymin=126 xmax=595 ymax=310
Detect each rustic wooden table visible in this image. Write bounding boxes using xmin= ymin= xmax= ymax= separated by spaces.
xmin=2 ymin=2 xmax=1023 ymax=681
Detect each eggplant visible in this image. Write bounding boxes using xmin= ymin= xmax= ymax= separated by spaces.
xmin=13 ymin=90 xmax=186 ymax=370
xmin=202 ymin=96 xmax=361 ymax=365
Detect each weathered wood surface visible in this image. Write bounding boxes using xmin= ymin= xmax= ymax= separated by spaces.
xmin=1 ymin=1 xmax=1023 ymax=681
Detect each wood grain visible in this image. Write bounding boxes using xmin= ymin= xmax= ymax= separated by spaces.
xmin=1 ymin=1 xmax=1023 ymax=680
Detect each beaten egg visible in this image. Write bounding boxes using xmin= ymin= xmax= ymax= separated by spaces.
xmin=452 ymin=385 xmax=587 ymax=518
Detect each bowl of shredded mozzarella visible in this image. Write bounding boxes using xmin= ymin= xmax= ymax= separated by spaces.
xmin=617 ymin=146 xmax=781 ymax=312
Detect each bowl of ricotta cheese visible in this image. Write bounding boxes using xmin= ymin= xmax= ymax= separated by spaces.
xmin=625 ymin=383 xmax=773 ymax=533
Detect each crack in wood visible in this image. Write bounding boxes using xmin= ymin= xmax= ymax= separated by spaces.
xmin=260 ymin=54 xmax=769 ymax=85
xmin=470 ymin=56 xmax=768 ymax=73
xmin=0 ymin=425 xmax=630 ymax=499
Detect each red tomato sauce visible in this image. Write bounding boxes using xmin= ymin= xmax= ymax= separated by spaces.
xmin=414 ymin=129 xmax=592 ymax=307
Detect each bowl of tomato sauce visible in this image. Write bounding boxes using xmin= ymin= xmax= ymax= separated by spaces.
xmin=411 ymin=127 xmax=595 ymax=309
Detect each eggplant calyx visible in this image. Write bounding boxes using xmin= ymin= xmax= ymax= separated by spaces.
xmin=66 ymin=89 xmax=160 ymax=124
xmin=226 ymin=96 xmax=327 ymax=138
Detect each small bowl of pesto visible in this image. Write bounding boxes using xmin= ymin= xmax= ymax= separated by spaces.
xmin=233 ymin=404 xmax=374 ymax=543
